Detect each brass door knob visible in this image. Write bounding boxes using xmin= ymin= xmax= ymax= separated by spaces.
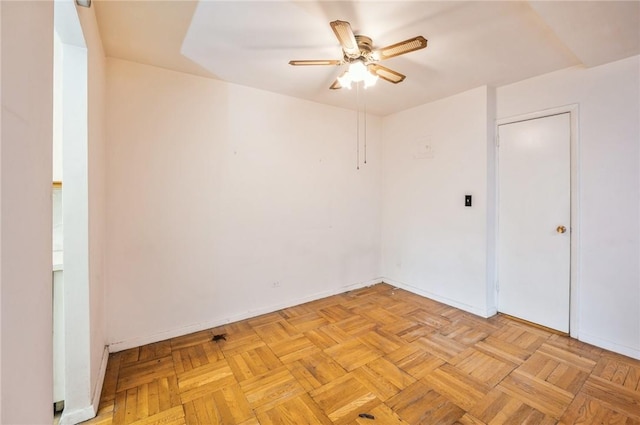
xmin=556 ymin=225 xmax=567 ymax=234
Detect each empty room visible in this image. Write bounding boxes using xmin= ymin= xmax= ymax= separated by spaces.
xmin=1 ymin=0 xmax=639 ymax=424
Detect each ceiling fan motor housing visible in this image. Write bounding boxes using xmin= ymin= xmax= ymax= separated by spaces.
xmin=344 ymin=35 xmax=374 ymax=63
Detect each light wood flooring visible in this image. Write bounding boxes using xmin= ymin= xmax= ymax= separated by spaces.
xmin=84 ymin=283 xmax=640 ymax=425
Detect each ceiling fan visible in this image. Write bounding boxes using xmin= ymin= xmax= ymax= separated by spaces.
xmin=289 ymin=20 xmax=427 ymax=90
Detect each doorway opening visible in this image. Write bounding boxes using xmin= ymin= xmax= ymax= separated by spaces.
xmin=53 ymin=1 xmax=92 ymax=423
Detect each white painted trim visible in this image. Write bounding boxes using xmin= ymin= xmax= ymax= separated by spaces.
xmin=383 ymin=277 xmax=497 ymax=318
xmin=485 ymin=86 xmax=498 ymax=318
xmin=109 ymin=278 xmax=383 ymax=353
xmin=59 ymin=405 xmax=95 ymax=425
xmin=496 ymin=104 xmax=578 ymax=127
xmin=59 ymin=346 xmax=108 ymax=425
xmin=579 ymin=332 xmax=640 ymax=360
xmin=91 ymin=347 xmax=109 ymax=412
xmin=494 ymin=104 xmax=580 ymax=338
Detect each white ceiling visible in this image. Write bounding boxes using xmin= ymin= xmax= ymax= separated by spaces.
xmin=94 ymin=1 xmax=640 ymax=116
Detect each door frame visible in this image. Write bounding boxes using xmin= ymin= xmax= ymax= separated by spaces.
xmin=495 ymin=105 xmax=579 ymax=338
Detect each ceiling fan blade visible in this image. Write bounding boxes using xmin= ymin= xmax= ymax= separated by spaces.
xmin=330 ymin=71 xmax=347 ymax=90
xmin=369 ymin=64 xmax=406 ymax=84
xmin=289 ymin=60 xmax=341 ymax=66
xmin=330 ymin=20 xmax=360 ymax=58
xmin=375 ymin=36 xmax=427 ymax=60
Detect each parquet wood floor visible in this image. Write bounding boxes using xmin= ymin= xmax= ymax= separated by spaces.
xmin=83 ymin=284 xmax=640 ymax=425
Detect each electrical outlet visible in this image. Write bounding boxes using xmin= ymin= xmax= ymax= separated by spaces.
xmin=272 ymin=281 xmax=281 ymax=288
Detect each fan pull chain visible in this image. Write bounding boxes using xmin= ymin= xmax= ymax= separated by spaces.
xmin=364 ymin=90 xmax=367 ymax=165
xmin=356 ymin=82 xmax=360 ymax=170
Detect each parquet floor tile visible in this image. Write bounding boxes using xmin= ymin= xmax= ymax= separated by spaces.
xmin=358 ymin=307 xmax=404 ymax=326
xmin=559 ymin=392 xmax=640 ymax=425
xmin=252 ymin=321 xmax=299 ymax=345
xmin=83 ymin=283 xmax=640 ymax=425
xmin=178 ymin=360 xmax=237 ymax=404
xmin=417 ymin=332 xmax=468 ymax=361
xmin=475 ymin=335 xmax=538 ymax=365
xmin=358 ymin=329 xmax=404 ymax=355
xmin=246 ymin=312 xmax=285 ymax=329
xmin=380 ymin=317 xmax=431 ymax=343
xmin=254 ymin=393 xmax=332 ymax=425
xmin=470 ymin=388 xmax=557 ymax=425
xmin=317 ymin=323 xmax=354 ymax=345
xmin=580 ymin=376 xmax=640 ymax=419
xmin=350 ymin=403 xmax=410 ymax=425
xmin=116 ymin=356 xmax=176 ymax=392
xmin=592 ymin=355 xmax=640 ymax=391
xmin=170 ymin=330 xmax=218 ymax=351
xmin=319 ymin=305 xmax=354 ymax=323
xmin=332 ymin=315 xmax=378 ymax=337
xmin=127 ymin=405 xmax=185 ymax=425
xmin=239 ymin=366 xmax=306 ymax=412
xmin=172 ymin=341 xmax=224 ymax=375
xmin=285 ymin=312 xmax=329 ymax=333
xmin=217 ymin=332 xmax=265 ymax=357
xmin=285 ymin=351 xmax=348 ymax=391
xmin=352 ymin=357 xmax=416 ymax=401
xmin=385 ymin=341 xmax=446 ymax=379
xmin=324 ymin=338 xmax=383 ymax=372
xmin=309 ymin=373 xmax=379 ymax=424
xmin=303 ymin=327 xmax=346 ymax=349
xmin=227 ymin=345 xmax=282 ymax=382
xmin=411 ymin=308 xmax=453 ymax=329
xmin=498 ymin=369 xmax=575 ymax=418
xmin=517 ymin=351 xmax=590 ymax=394
xmin=138 ymin=341 xmax=173 ymax=362
xmin=183 ymin=384 xmax=255 ymax=425
xmin=387 ymin=380 xmax=466 ymax=424
xmin=441 ymin=323 xmax=491 ymax=346
xmin=422 ymin=363 xmax=492 ymax=410
xmin=450 ymin=348 xmax=517 ymax=387
xmin=546 ymin=334 xmax=604 ymax=361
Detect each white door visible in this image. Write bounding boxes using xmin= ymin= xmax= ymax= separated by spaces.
xmin=498 ymin=113 xmax=571 ymax=333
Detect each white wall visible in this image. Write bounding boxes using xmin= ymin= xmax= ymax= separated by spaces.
xmin=497 ymin=56 xmax=640 ymax=358
xmin=0 ymin=1 xmax=54 ymax=423
xmin=106 ymin=59 xmax=382 ymax=350
xmin=380 ymin=86 xmax=494 ymax=317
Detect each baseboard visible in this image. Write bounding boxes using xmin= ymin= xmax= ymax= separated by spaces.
xmin=485 ymin=307 xmax=498 ymax=317
xmin=382 ymin=277 xmax=495 ymax=318
xmin=59 ymin=404 xmax=95 ymax=425
xmin=579 ymin=332 xmax=640 ymax=360
xmin=59 ymin=346 xmax=109 ymax=425
xmin=92 ymin=347 xmax=110 ymax=411
xmin=109 ymin=278 xmax=383 ymax=353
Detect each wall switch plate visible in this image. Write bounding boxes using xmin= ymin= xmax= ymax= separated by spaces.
xmin=465 ymin=195 xmax=472 ymax=207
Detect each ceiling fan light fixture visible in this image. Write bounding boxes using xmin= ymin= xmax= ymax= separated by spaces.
xmin=338 ymin=60 xmax=379 ymax=89
xmin=337 ymin=73 xmax=352 ymax=90
xmin=348 ymin=60 xmax=368 ymax=80
xmin=363 ymin=71 xmax=378 ymax=89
